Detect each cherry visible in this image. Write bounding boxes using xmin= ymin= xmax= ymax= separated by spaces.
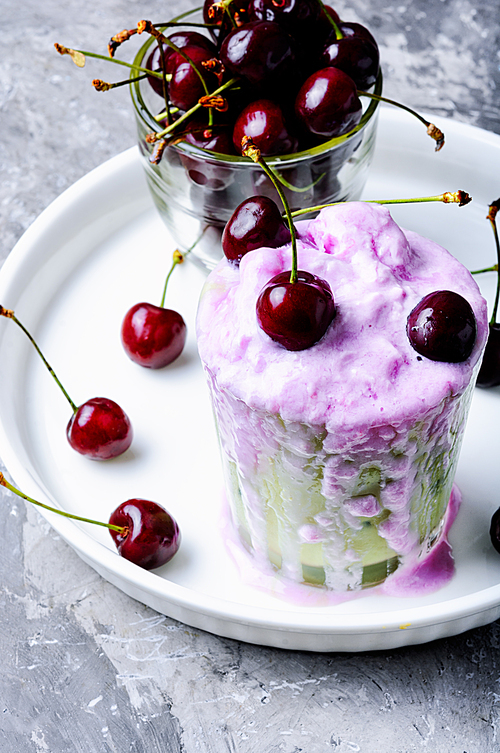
xmin=219 ymin=20 xmax=296 ymax=86
xmin=321 ymin=22 xmax=380 ymax=90
xmin=475 ymin=200 xmax=500 ymax=387
xmin=181 ymin=127 xmax=237 ymax=190
xmin=477 ymin=324 xmax=500 ymax=387
xmin=222 ymin=195 xmax=291 ymax=263
xmin=407 ymin=290 xmax=477 ymax=363
xmin=0 ymin=305 xmax=133 ymax=460
xmin=203 ymin=0 xmax=249 ymax=41
xmin=0 ymin=473 xmax=180 ymax=572
xmin=295 ymin=67 xmax=362 ymax=139
xmin=232 ymin=99 xmax=298 ymax=155
xmin=316 ymin=4 xmax=341 ymax=32
xmin=145 ymin=33 xmax=216 ymax=96
xmin=121 ymin=248 xmax=188 ymax=369
xmin=66 ymin=397 xmax=133 ymax=459
xmin=490 ymin=505 xmax=500 ymax=554
xmin=121 ymin=302 xmax=187 ymax=369
xmin=256 ymin=270 xmax=336 ymax=350
xmin=247 ymin=0 xmax=321 ymax=37
xmin=168 ymin=45 xmax=217 ymax=111
xmin=184 ymin=126 xmax=236 ymax=155
xmin=109 ymin=499 xmax=181 ymax=570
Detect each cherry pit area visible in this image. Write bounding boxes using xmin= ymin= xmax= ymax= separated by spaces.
xmin=1 ymin=107 xmax=500 ymax=652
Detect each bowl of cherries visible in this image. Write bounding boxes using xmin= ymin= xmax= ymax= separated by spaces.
xmin=129 ymin=0 xmax=382 ymax=268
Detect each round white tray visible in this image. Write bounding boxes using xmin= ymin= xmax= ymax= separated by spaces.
xmin=1 ymin=107 xmax=500 ymax=652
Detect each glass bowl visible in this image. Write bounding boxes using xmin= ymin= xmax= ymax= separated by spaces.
xmin=130 ymin=32 xmax=382 ymax=269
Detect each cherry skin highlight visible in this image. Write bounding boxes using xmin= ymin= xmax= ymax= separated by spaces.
xmin=222 ymin=195 xmax=291 ymax=264
xmin=121 ymin=302 xmax=187 ymax=369
xmin=256 ymin=270 xmax=336 ymax=350
xmin=109 ymin=499 xmax=181 ymax=570
xmin=66 ymin=397 xmax=133 ymax=460
xmin=407 ymin=290 xmax=477 ymax=363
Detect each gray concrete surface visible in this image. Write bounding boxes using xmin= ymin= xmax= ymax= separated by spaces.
xmin=1 ymin=0 xmax=500 ymax=750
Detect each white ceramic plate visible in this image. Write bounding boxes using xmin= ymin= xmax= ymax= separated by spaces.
xmin=1 ymin=107 xmax=500 ymax=652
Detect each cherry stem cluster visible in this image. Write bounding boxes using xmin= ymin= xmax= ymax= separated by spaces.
xmin=241 ymin=138 xmax=298 ymax=284
xmin=0 ymin=472 xmax=126 ymax=534
xmin=152 ymin=76 xmax=239 ymax=142
xmin=0 ymin=306 xmax=78 ymax=414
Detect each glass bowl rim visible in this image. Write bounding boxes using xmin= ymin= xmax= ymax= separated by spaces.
xmin=129 ymin=31 xmax=382 ymax=167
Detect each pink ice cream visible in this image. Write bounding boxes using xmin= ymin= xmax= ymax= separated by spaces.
xmin=196 ymin=202 xmax=488 ymax=592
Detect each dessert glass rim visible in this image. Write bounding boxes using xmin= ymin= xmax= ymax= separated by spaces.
xmin=129 ymin=32 xmax=383 ymax=166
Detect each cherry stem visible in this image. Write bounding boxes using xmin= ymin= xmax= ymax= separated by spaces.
xmin=279 ymin=171 xmax=325 ymax=194
xmin=0 ymin=472 xmax=126 ymax=535
xmin=220 ymin=0 xmax=238 ymax=29
xmin=155 ymin=6 xmax=207 ymax=27
xmin=242 ymin=139 xmax=297 ymax=283
xmin=357 ymin=91 xmax=445 ymax=151
xmin=290 ymin=191 xmax=472 ymax=219
xmin=159 ymin=228 xmax=207 ymax=308
xmin=93 ymin=74 xmax=150 ymax=92
xmin=154 ymin=21 xmax=219 ymax=29
xmin=54 ymin=44 xmax=163 ymax=78
xmin=315 ymin=0 xmax=343 ymax=38
xmin=488 ymin=200 xmax=500 ymax=324
xmin=471 ymin=264 xmax=498 ymax=275
xmin=0 ymin=306 xmax=78 ymax=414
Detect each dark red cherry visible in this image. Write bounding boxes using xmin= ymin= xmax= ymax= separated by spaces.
xmin=321 ymin=22 xmax=380 ymax=90
xmin=247 ymin=0 xmax=321 ymax=36
xmin=109 ymin=499 xmax=181 ymax=570
xmin=145 ymin=33 xmax=216 ymax=96
xmin=220 ymin=20 xmax=296 ymax=86
xmin=222 ymin=195 xmax=291 ymax=264
xmin=317 ymin=4 xmax=341 ymax=28
xmin=476 ymin=323 xmax=500 ymax=388
xmin=311 ymin=5 xmax=342 ymax=50
xmin=407 ymin=290 xmax=477 ymax=363
xmin=169 ymin=45 xmax=217 ymax=111
xmin=121 ymin=302 xmax=186 ymax=369
xmin=295 ymin=67 xmax=362 ymax=139
xmin=184 ymin=126 xmax=236 ymax=155
xmin=490 ymin=506 xmax=500 ymax=554
xmin=233 ymin=99 xmax=298 ymax=155
xmin=256 ymin=270 xmax=336 ymax=350
xmin=180 ymin=127 xmax=236 ymax=189
xmin=66 ymin=398 xmax=133 ymax=460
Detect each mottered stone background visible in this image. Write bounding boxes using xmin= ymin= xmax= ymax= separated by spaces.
xmin=1 ymin=0 xmax=500 ymax=750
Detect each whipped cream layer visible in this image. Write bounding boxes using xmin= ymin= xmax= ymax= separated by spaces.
xmin=196 ymin=202 xmax=488 ymax=592
xmin=197 ymin=202 xmax=487 ymax=433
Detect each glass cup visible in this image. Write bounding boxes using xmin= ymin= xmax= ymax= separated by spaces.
xmin=130 ymin=33 xmax=382 ymax=269
xmin=203 ymin=363 xmax=477 ymax=591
